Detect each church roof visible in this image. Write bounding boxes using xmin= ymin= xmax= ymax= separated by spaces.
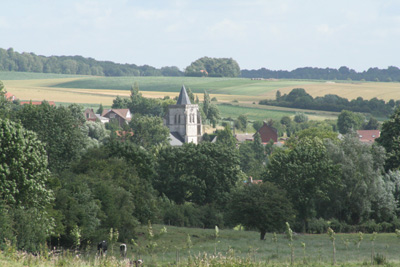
xmin=176 ymin=85 xmax=191 ymax=105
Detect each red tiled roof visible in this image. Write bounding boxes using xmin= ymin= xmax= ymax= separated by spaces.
xmin=4 ymin=92 xmax=15 ymax=101
xmin=357 ymin=130 xmax=380 ymax=143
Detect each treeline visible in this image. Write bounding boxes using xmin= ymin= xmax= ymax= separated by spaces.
xmin=241 ymin=66 xmax=400 ymax=82
xmin=0 ymin=47 xmax=184 ymax=77
xmin=259 ymin=88 xmax=398 ymax=117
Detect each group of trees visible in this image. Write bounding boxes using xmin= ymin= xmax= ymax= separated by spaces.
xmin=184 ymin=57 xmax=241 ymax=77
xmin=260 ymin=88 xmax=397 ymax=117
xmin=242 ymin=66 xmax=400 ymax=82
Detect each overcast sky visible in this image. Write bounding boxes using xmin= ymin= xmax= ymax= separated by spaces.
xmin=1 ymin=0 xmax=399 ymax=71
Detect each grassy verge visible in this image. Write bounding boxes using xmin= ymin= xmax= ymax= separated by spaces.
xmin=1 ymin=225 xmax=400 ymax=266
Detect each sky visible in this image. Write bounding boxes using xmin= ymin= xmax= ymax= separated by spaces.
xmin=1 ymin=0 xmax=399 ymax=71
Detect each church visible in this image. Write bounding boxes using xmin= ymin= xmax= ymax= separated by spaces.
xmin=164 ymin=85 xmax=202 ymax=146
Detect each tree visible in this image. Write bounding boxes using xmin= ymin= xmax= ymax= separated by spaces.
xmin=129 ymin=114 xmax=170 ymax=150
xmin=0 ymin=118 xmax=53 ymax=208
xmin=337 ymin=110 xmax=364 ymax=134
xmin=363 ymin=117 xmax=379 ymax=130
xmin=325 ymin=135 xmax=396 ymax=224
xmin=185 ymin=57 xmax=240 ymax=77
xmin=216 ymin=125 xmax=236 ymax=148
xmin=264 ymin=137 xmax=341 ymax=231
xmin=207 ymin=104 xmax=221 ymax=128
xmin=96 ymin=103 xmax=104 ymax=115
xmin=294 ymin=112 xmax=309 ymax=123
xmin=13 ymin=102 xmax=87 ymax=173
xmin=235 ymin=114 xmax=248 ymax=132
xmin=227 ymin=182 xmax=295 ymax=240
xmin=0 ymin=119 xmax=55 ymax=251
xmin=155 ymin=142 xmax=241 ymax=206
xmin=376 ymin=106 xmax=400 ymax=170
xmin=253 ymin=120 xmax=264 ymax=131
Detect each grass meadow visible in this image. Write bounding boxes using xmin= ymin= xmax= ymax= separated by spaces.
xmin=1 ymin=224 xmax=400 ymax=266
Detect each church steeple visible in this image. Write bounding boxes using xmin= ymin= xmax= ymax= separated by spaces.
xmin=176 ymin=85 xmax=191 ymax=105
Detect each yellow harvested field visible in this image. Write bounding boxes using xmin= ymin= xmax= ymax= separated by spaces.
xmin=3 ymin=78 xmax=400 ymax=107
xmin=275 ymin=81 xmax=400 ymax=101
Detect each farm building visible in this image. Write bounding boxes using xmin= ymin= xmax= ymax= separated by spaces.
xmin=102 ymin=108 xmax=131 ymax=127
xmin=357 ymin=130 xmax=380 ymax=143
xmin=255 ymin=122 xmax=278 ymax=143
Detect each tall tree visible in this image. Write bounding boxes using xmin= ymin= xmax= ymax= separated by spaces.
xmin=376 ymin=106 xmax=400 ymax=171
xmin=337 ymin=110 xmax=365 ymax=134
xmin=264 ymin=137 xmax=341 ymax=231
xmin=129 ymin=114 xmax=170 ymax=150
xmin=227 ymin=182 xmax=295 ymax=240
xmin=13 ymin=102 xmax=86 ymax=173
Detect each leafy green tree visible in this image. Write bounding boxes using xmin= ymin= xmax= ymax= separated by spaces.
xmin=264 ymin=137 xmax=341 ymax=231
xmin=203 ymin=91 xmax=210 ymax=120
xmin=363 ymin=117 xmax=380 ymax=130
xmin=112 ymin=95 xmax=130 ymax=109
xmin=13 ymin=102 xmax=87 ymax=173
xmin=185 ymin=57 xmax=240 ymax=77
xmin=96 ymin=103 xmax=104 ymax=115
xmin=337 ymin=110 xmax=364 ymax=134
xmin=129 ymin=114 xmax=170 ymax=150
xmin=155 ymin=142 xmax=241 ymax=206
xmin=227 ymin=182 xmax=295 ymax=240
xmin=253 ymin=120 xmax=264 ymax=131
xmin=0 ymin=118 xmax=53 ymax=208
xmin=207 ymin=104 xmax=220 ymax=128
xmin=376 ymin=106 xmax=400 ymax=170
xmin=294 ymin=112 xmax=309 ymax=123
xmin=325 ymin=135 xmax=396 ymax=223
xmin=0 ymin=119 xmax=55 ymax=251
xmin=235 ymin=114 xmax=248 ymax=132
xmin=216 ymin=125 xmax=236 ymax=148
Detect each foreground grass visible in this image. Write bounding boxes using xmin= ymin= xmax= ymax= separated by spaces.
xmin=2 ymin=225 xmax=400 ymax=266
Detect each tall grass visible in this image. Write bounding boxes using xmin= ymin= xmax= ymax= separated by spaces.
xmin=2 ymin=224 xmax=400 ymax=266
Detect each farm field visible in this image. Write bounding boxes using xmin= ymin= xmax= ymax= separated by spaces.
xmin=1 ymin=224 xmax=400 ymax=266
xmin=2 ymin=71 xmax=400 ymax=121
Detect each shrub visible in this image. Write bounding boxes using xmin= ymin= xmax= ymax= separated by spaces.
xmin=307 ymin=218 xmax=329 ymax=234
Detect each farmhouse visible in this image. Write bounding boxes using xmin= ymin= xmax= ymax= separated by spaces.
xmin=357 ymin=129 xmax=380 ymax=143
xmin=84 ymin=108 xmax=97 ymax=122
xmin=255 ymin=122 xmax=278 ymax=143
xmin=164 ymin=85 xmax=202 ymax=145
xmin=102 ymin=108 xmax=131 ymax=127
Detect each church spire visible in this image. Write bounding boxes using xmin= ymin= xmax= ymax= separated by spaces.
xmin=176 ymin=85 xmax=191 ymax=105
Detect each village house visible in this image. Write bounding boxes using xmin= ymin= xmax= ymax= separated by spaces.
xmin=255 ymin=122 xmax=278 ymax=143
xmin=357 ymin=129 xmax=380 ymax=143
xmin=101 ymin=108 xmax=131 ymax=127
xmin=83 ymin=108 xmax=98 ymax=122
xmin=4 ymin=92 xmax=16 ymax=101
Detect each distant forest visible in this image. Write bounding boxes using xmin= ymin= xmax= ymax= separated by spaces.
xmin=0 ymin=47 xmax=399 ymax=81
xmin=241 ymin=66 xmax=400 ymax=82
xmin=0 ymin=48 xmax=183 ymax=77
